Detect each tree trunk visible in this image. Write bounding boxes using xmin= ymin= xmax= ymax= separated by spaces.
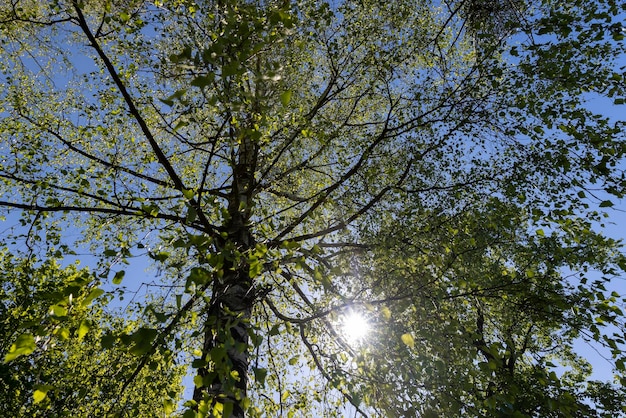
xmin=193 ymin=129 xmax=257 ymax=416
xmin=192 ymin=267 xmax=253 ymax=417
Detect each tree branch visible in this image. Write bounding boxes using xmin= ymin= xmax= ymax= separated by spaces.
xmin=71 ymin=1 xmax=219 ymax=238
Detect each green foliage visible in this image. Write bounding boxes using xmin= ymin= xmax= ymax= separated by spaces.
xmin=334 ymin=198 xmax=626 ymax=416
xmin=0 ymin=0 xmax=625 ymax=416
xmin=0 ymin=249 xmax=183 ymax=416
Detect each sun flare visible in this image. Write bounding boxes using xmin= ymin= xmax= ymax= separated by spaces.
xmin=342 ymin=311 xmax=371 ymax=342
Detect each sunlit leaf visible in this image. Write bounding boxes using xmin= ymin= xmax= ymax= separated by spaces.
xmin=401 ymin=333 xmax=415 ymax=349
xmin=33 ymin=385 xmax=54 ymax=404
xmin=112 ymin=270 xmax=125 ymax=285
xmin=4 ymin=334 xmax=36 ymax=362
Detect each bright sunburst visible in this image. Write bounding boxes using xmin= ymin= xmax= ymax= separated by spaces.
xmin=342 ymin=311 xmax=371 ymax=343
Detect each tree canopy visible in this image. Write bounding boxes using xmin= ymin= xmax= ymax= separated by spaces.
xmin=1 ymin=0 xmax=625 ymax=416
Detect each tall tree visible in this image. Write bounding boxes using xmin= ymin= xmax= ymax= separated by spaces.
xmin=1 ymin=0 xmax=625 ymax=416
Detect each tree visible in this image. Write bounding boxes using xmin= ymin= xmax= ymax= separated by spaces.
xmin=0 ymin=0 xmax=625 ymax=416
xmin=0 ymin=248 xmax=184 ymax=416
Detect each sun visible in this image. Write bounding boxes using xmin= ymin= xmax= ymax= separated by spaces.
xmin=342 ymin=311 xmax=371 ymax=343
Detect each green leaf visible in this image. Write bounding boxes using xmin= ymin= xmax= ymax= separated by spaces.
xmin=191 ymin=75 xmax=214 ymax=88
xmin=112 ymin=270 xmax=125 ymax=285
xmin=249 ymin=259 xmax=263 ymax=278
xmin=141 ymin=203 xmax=160 ymax=217
xmin=187 ymin=267 xmax=209 ymax=287
xmin=33 ymin=389 xmax=47 ymax=404
xmin=209 ymin=346 xmax=227 ymax=363
xmin=49 ymin=304 xmax=67 ymax=317
xmin=182 ymin=189 xmax=195 ymax=199
xmin=599 ymin=200 xmax=614 ymax=208
xmin=33 ymin=385 xmax=54 ymax=404
xmin=57 ymin=327 xmax=71 ymax=340
xmin=151 ymin=252 xmax=170 ymax=262
xmin=4 ymin=334 xmax=36 ymax=362
xmin=222 ymin=62 xmax=241 ymax=77
xmin=268 ymin=324 xmax=280 ymax=336
xmin=280 ymin=90 xmax=292 ymax=106
xmin=127 ymin=327 xmax=158 ymax=356
xmin=160 ymin=98 xmax=174 ymax=107
xmin=103 ymin=249 xmax=118 ymax=257
xmin=159 ymin=89 xmax=187 ymax=106
xmin=192 ymin=358 xmax=207 ymax=368
xmin=213 ymin=402 xmax=224 ymax=417
xmin=164 ymin=399 xmax=176 ymax=415
xmin=281 ymin=241 xmax=300 ymax=250
xmin=254 ymin=366 xmax=267 ymax=383
xmin=101 ymin=333 xmax=116 ymax=349
xmin=223 ymin=402 xmax=234 ymax=418
xmin=401 ymin=333 xmax=415 ymax=348
xmin=82 ymin=288 xmax=104 ymax=306
xmin=186 ymin=206 xmax=197 ymax=223
xmin=77 ymin=319 xmax=91 ymax=340
xmin=173 ymin=120 xmax=188 ymax=131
